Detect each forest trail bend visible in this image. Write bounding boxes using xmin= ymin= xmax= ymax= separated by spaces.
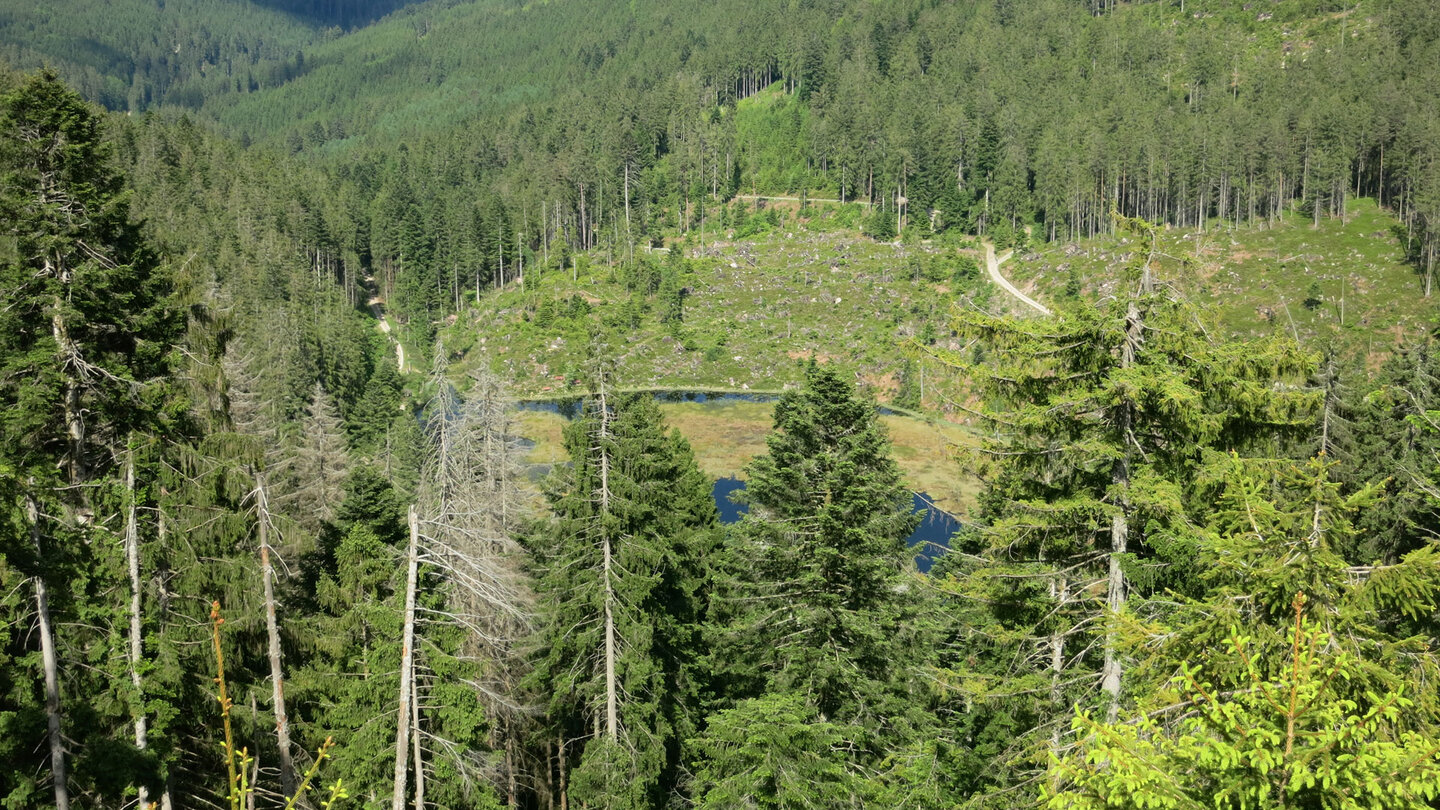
xmin=364 ymin=276 xmax=408 ymax=372
xmin=983 ymin=241 xmax=1051 ymax=316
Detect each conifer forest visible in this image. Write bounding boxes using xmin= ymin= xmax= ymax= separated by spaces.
xmin=7 ymin=0 xmax=1440 ymax=807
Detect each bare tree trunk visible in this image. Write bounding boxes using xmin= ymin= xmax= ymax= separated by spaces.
xmin=624 ymin=162 xmax=633 ymax=256
xmin=28 ymin=491 xmax=68 ymax=810
xmin=393 ymin=506 xmax=421 ymax=810
xmin=597 ymin=382 xmax=618 ymax=741
xmin=157 ymin=507 xmax=175 ymax=810
xmin=505 ymin=733 xmax=518 ymax=808
xmin=1101 ymin=509 xmax=1127 ymax=723
xmin=256 ymin=473 xmax=297 ymax=797
xmin=125 ymin=451 xmax=150 ymax=810
xmin=558 ymin=735 xmax=568 ymax=810
xmin=49 ymin=284 xmax=86 ymax=484
xmin=1102 ymin=242 xmax=1152 ymax=724
xmin=412 ymin=672 xmax=424 ymax=810
xmin=1050 ymin=572 xmax=1068 ymax=753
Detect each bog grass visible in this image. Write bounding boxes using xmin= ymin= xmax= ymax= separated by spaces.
xmin=514 ymin=397 xmax=980 ymax=515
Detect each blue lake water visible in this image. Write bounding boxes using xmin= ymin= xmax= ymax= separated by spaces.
xmin=711 ymin=477 xmax=956 ymax=573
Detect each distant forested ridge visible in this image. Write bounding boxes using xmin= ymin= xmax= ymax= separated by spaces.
xmin=6 ymin=0 xmax=1440 ymax=331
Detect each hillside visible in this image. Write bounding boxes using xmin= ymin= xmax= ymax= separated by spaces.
xmin=0 ymin=0 xmax=311 ymax=109
xmin=1007 ymin=197 xmax=1434 ymax=361
xmin=7 ymin=0 xmax=1437 ymax=308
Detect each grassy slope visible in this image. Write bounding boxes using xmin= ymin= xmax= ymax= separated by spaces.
xmin=459 ymin=197 xmax=1430 ymax=516
xmin=1005 ymin=198 xmax=1430 ymax=365
xmin=441 ymin=214 xmax=981 ymax=398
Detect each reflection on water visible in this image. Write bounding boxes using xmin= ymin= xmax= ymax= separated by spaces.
xmin=711 ymin=477 xmax=956 ymax=573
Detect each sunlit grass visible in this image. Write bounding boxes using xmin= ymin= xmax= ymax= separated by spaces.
xmin=511 ymin=397 xmax=980 ymax=516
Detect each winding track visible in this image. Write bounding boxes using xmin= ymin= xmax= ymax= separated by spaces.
xmin=983 ymin=240 xmax=1051 ymax=316
xmin=364 ymin=276 xmax=408 ymax=372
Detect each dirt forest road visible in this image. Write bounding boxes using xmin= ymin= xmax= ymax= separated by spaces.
xmin=365 ymin=275 xmax=408 ymax=371
xmin=983 ymin=240 xmax=1051 ymax=316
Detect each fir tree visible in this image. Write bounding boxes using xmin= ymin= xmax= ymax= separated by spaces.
xmin=1048 ymin=452 xmax=1440 ymax=808
xmin=526 ymin=382 xmax=719 ymax=810
xmin=698 ymin=362 xmax=933 ymax=806
xmin=1339 ymin=338 xmax=1440 ymax=563
xmin=0 ymin=69 xmax=181 ymax=809
xmin=1046 ymin=595 xmax=1440 ymax=810
xmin=944 ymin=216 xmax=1315 ymax=796
xmin=283 ymin=383 xmax=351 ymax=535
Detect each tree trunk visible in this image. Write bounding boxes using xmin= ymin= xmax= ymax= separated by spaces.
xmin=412 ymin=672 xmax=424 ymax=810
xmin=1050 ymin=571 xmax=1068 ymax=756
xmin=393 ymin=506 xmax=421 ymax=810
xmin=1103 ymin=243 xmax=1152 ymax=724
xmin=256 ymin=473 xmax=297 ymax=798
xmin=157 ymin=507 xmax=175 ymax=810
xmin=624 ymin=163 xmax=633 ymax=256
xmin=28 ymin=492 xmax=69 ymax=810
xmin=558 ymin=735 xmax=568 ymax=810
xmin=51 ymin=295 xmax=85 ymax=483
xmin=125 ymin=451 xmax=150 ymax=810
xmin=597 ymin=382 xmax=618 ymax=741
xmin=1101 ymin=508 xmax=1127 ymax=723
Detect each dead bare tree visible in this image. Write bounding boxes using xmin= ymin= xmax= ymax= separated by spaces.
xmin=253 ymin=471 xmax=298 ymax=798
xmin=26 ymin=489 xmax=68 ymax=810
xmin=390 ymin=350 xmax=534 ymax=807
xmin=124 ymin=447 xmax=150 ymax=810
xmin=393 ymin=506 xmax=421 ymax=810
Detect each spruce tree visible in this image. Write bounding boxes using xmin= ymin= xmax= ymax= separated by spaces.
xmin=697 ymin=362 xmax=932 ymax=807
xmin=0 ymin=69 xmax=181 ymax=809
xmin=414 ymin=355 xmax=532 ymax=806
xmin=283 ymin=383 xmax=350 ymax=535
xmin=526 ymin=383 xmax=719 ymax=810
xmin=945 ymin=216 xmax=1315 ymax=796
xmin=1339 ymin=338 xmax=1440 ymax=563
xmin=1047 ymin=452 xmax=1440 ymax=807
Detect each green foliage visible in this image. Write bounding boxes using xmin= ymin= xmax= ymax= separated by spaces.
xmin=527 ymin=388 xmax=720 ymax=809
xmin=703 ymin=363 xmax=934 ymax=786
xmin=0 ymin=69 xmax=182 ymax=482
xmin=0 ymin=70 xmax=185 ymax=808
xmin=946 ymin=226 xmax=1319 ymax=797
xmin=693 ymin=694 xmax=871 ymax=810
xmin=1165 ymin=451 xmax=1440 ymax=721
xmin=894 ymin=359 xmax=922 ymax=410
xmin=864 ymin=204 xmax=897 ymax=242
xmin=7 ymin=6 xmax=1440 ymax=807
xmin=1338 ymin=340 xmax=1440 ymax=563
xmin=1047 ymin=596 xmax=1440 ymax=810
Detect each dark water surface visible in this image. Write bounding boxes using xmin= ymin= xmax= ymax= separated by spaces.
xmin=711 ymin=477 xmax=956 ymax=573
